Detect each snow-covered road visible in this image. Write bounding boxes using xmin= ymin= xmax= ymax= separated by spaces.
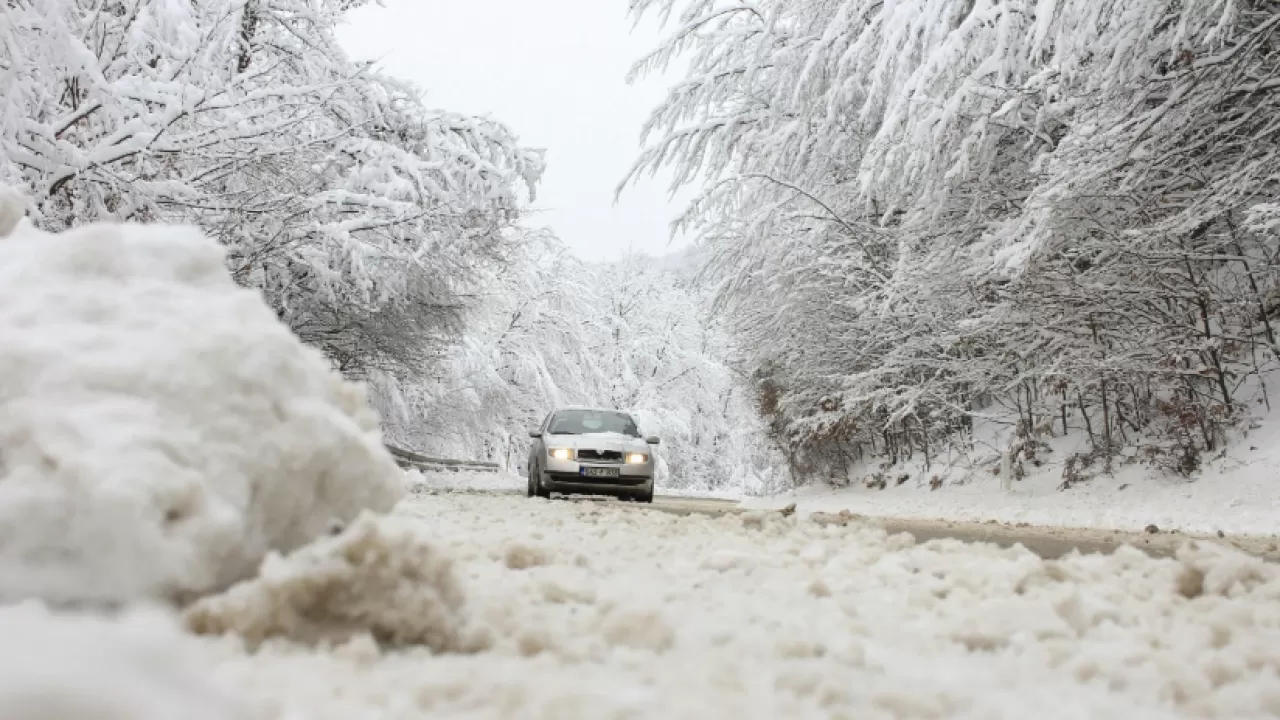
xmin=419 ymin=484 xmax=1280 ymax=562
xmin=193 ymin=492 xmax=1280 ymax=719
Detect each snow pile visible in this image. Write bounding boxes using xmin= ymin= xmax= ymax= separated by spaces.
xmin=0 ymin=603 xmax=246 ymax=720
xmin=185 ymin=513 xmax=474 ymax=653
xmin=0 ymin=213 xmax=404 ymax=605
xmin=201 ymin=493 xmax=1280 ymax=719
xmin=404 ymin=467 xmax=523 ymax=493
xmin=0 ymin=187 xmax=26 ymax=237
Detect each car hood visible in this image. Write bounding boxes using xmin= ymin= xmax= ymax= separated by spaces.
xmin=545 ymin=432 xmax=649 ymax=452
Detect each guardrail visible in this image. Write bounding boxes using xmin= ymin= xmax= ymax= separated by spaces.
xmin=384 ymin=443 xmax=502 ymax=473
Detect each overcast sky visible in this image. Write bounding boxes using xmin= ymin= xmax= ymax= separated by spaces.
xmin=337 ymin=1 xmax=692 ymax=262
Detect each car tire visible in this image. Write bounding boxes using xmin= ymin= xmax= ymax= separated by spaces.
xmin=635 ymin=487 xmax=654 ymax=504
xmin=534 ymin=470 xmax=551 ymax=499
xmin=526 ymin=464 xmax=536 ymax=498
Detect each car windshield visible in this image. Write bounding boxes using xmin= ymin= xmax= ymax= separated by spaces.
xmin=548 ymin=410 xmax=640 ymax=437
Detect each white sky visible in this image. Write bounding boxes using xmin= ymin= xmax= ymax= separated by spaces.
xmin=337 ymin=1 xmax=693 ymax=262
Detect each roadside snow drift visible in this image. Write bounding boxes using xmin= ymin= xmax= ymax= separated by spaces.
xmin=404 ymin=467 xmax=523 ymax=493
xmin=199 ymin=494 xmax=1280 ymax=719
xmin=0 ymin=213 xmax=404 ymax=605
xmin=743 ymin=412 xmax=1280 ymax=537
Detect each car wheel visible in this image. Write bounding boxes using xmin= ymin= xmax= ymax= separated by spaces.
xmin=636 ymin=487 xmax=654 ymax=504
xmin=534 ymin=470 xmax=551 ymax=499
xmin=526 ymin=465 xmax=536 ymax=498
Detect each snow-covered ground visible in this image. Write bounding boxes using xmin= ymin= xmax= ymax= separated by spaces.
xmin=5 ymin=208 xmax=1280 ymax=719
xmin=746 ymin=417 xmax=1280 ymax=538
xmin=0 ymin=603 xmax=248 ymax=720
xmin=406 ymin=468 xmax=525 ymax=493
xmin=412 ymin=410 xmax=1280 ymax=540
xmin=182 ymin=493 xmax=1280 ymax=719
xmin=9 ymin=491 xmax=1280 ymax=719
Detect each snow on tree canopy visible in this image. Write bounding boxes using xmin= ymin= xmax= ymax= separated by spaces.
xmin=0 ymin=197 xmax=404 ymax=606
xmin=0 ymin=0 xmax=545 ymax=384
xmin=626 ymin=0 xmax=1280 ymax=482
xmin=372 ymin=236 xmax=785 ymax=494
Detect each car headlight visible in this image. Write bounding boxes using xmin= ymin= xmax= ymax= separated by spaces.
xmin=626 ymin=452 xmax=648 ymax=464
xmin=549 ymin=447 xmax=574 ymax=461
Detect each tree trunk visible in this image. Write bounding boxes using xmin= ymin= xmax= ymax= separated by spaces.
xmin=1100 ymin=380 xmax=1112 ymax=453
xmin=1078 ymin=393 xmax=1095 ymax=446
xmin=238 ymin=0 xmax=259 ymax=73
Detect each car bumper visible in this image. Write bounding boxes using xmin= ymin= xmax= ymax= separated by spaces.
xmin=542 ymin=458 xmax=654 ymax=491
xmin=543 ymin=477 xmax=652 ymax=495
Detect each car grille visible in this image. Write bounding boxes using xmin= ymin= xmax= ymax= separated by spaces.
xmin=576 ymin=449 xmax=623 ymax=462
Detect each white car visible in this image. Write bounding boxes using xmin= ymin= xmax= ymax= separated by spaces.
xmin=526 ymin=407 xmax=659 ymax=503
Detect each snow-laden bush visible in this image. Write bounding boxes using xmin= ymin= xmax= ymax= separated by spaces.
xmin=0 ymin=203 xmax=404 ymax=606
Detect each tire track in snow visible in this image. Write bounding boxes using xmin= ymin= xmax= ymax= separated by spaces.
xmin=452 ymin=489 xmax=1280 ymax=562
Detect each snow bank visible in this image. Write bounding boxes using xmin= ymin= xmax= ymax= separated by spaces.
xmin=0 ymin=603 xmax=246 ymax=720
xmin=0 ymin=210 xmax=404 ymax=605
xmin=404 ymin=467 xmax=523 ymax=493
xmin=746 ymin=415 xmax=1280 ymax=537
xmin=185 ymin=513 xmax=475 ymax=652
xmin=201 ymin=493 xmax=1280 ymax=719
xmin=747 ymin=470 xmax=1280 ymax=538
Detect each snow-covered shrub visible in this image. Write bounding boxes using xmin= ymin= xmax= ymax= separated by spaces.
xmin=0 ymin=209 xmax=404 ymax=606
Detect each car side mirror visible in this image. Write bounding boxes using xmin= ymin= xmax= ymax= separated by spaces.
xmin=529 ymin=430 xmax=543 ymax=439
xmin=645 ymin=435 xmax=660 ymax=445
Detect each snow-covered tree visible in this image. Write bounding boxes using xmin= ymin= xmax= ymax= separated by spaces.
xmin=1 ymin=0 xmax=543 ymax=382
xmin=2 ymin=0 xmax=777 ymax=491
xmin=377 ymin=232 xmax=784 ymax=492
xmin=627 ymin=0 xmax=1280 ymax=483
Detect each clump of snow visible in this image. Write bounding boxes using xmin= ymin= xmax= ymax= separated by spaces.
xmin=0 ymin=603 xmax=247 ymax=720
xmin=0 ymin=217 xmax=404 ymax=606
xmin=0 ymin=186 xmax=26 ymax=237
xmin=200 ymin=493 xmax=1280 ymax=719
xmin=185 ymin=513 xmax=475 ymax=653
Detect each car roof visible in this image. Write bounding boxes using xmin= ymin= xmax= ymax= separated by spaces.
xmin=552 ymin=405 xmax=633 ymax=416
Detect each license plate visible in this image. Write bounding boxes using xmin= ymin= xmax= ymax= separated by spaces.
xmin=581 ymin=466 xmax=620 ymax=479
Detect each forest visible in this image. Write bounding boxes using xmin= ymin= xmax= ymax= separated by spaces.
xmin=6 ymin=0 xmax=1278 ymax=492
xmin=1 ymin=0 xmax=777 ymax=492
xmin=626 ymin=0 xmax=1280 ymax=486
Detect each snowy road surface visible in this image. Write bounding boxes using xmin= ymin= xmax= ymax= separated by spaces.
xmin=405 ymin=470 xmax=1280 ymax=562
xmin=429 ymin=490 xmax=1280 ymax=563
xmin=197 ymin=492 xmax=1280 ymax=719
